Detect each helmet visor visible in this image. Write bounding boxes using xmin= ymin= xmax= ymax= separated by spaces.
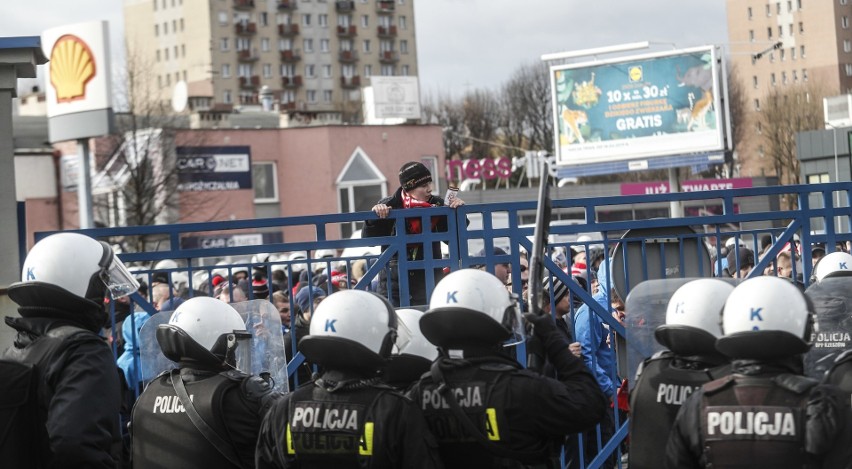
xmin=392 ymin=312 xmax=413 ymax=355
xmin=502 ymin=296 xmax=525 ymax=347
xmin=102 ymin=255 xmax=140 ymax=298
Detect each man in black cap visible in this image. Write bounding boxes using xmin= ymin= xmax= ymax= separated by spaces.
xmin=725 ymin=246 xmax=754 ymax=278
xmin=364 ymin=161 xmax=465 ymax=306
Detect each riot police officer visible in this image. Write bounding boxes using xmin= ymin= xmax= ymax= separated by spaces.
xmin=665 ymin=276 xmax=850 ymax=468
xmin=812 ymin=250 xmax=852 ymax=282
xmin=384 ymin=308 xmax=439 ymax=390
xmin=408 ymin=268 xmax=608 ymax=469
xmin=1 ymin=232 xmax=139 ymax=468
xmin=255 ymin=290 xmax=443 ymax=468
xmin=131 ymin=296 xmax=280 ymax=469
xmin=628 ymin=278 xmax=733 ymax=469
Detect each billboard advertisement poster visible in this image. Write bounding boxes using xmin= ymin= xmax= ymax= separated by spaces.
xmin=551 ymin=46 xmax=724 ymax=166
xmin=369 ymin=76 xmax=421 ymax=119
xmin=176 ymin=146 xmax=252 ymax=192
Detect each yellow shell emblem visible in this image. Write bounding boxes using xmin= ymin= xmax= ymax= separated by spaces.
xmin=50 ymin=34 xmax=97 ymax=102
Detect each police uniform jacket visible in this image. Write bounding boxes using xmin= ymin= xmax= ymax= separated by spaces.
xmin=665 ymin=360 xmax=848 ymax=469
xmin=255 ymin=370 xmax=444 ymax=469
xmin=407 ymin=343 xmax=607 ymax=469
xmin=132 ymin=367 xmax=278 ymax=469
xmin=0 ymin=316 xmax=122 ymax=469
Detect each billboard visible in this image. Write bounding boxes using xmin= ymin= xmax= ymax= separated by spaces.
xmin=551 ymin=46 xmax=724 ymax=166
xmin=176 ymin=146 xmax=252 ymax=192
xmin=42 ymin=20 xmax=114 ymax=142
xmin=368 ymin=76 xmax=421 ymax=119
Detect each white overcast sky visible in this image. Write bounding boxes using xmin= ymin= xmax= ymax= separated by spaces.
xmin=4 ymin=0 xmax=729 ymax=100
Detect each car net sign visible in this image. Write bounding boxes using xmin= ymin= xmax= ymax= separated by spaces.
xmin=550 ymin=46 xmax=724 ymax=166
xmin=176 ymin=146 xmax=252 ymax=192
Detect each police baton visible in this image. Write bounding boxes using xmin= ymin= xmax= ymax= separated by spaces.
xmin=528 ymin=158 xmax=552 ymax=318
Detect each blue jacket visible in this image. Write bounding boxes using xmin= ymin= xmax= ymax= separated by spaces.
xmin=573 ymin=261 xmax=617 ymax=396
xmin=116 ymin=311 xmax=152 ymax=389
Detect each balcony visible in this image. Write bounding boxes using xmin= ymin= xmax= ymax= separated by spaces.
xmin=239 ymin=93 xmax=259 ymax=105
xmin=336 ymin=25 xmax=357 ymax=37
xmin=340 ymin=75 xmax=361 ymax=88
xmin=280 ymin=101 xmax=297 ymax=111
xmin=376 ymin=0 xmax=395 ymax=14
xmin=235 ymin=22 xmax=257 ymax=35
xmin=338 ymin=49 xmax=359 ymax=62
xmin=335 ymin=0 xmax=355 ymax=12
xmin=281 ymin=75 xmax=303 ymax=88
xmin=237 ymin=48 xmax=260 ymax=62
xmin=276 ymin=0 xmax=296 ymax=10
xmin=239 ymin=75 xmax=261 ymax=89
xmin=280 ymin=48 xmax=301 ymax=62
xmin=233 ymin=0 xmax=255 ymax=10
xmin=379 ymin=50 xmax=399 ymax=63
xmin=278 ymin=23 xmax=300 ymax=36
xmin=377 ymin=25 xmax=397 ymax=37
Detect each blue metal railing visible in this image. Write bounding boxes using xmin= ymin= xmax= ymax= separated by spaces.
xmin=29 ymin=182 xmax=852 ymax=468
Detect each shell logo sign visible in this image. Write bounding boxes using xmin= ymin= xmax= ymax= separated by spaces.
xmin=49 ymin=34 xmax=96 ymax=103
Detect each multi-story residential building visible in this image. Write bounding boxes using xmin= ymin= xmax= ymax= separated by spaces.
xmin=124 ymin=0 xmax=417 ymax=121
xmin=726 ymin=0 xmax=852 ymax=177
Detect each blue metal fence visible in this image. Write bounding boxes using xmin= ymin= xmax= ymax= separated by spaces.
xmin=32 ymin=182 xmax=852 ymax=469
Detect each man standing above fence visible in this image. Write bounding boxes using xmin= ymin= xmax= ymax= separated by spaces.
xmin=365 ymin=161 xmax=465 ymax=306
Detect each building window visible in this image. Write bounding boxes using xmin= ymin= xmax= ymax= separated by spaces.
xmin=399 ymin=16 xmax=407 ymax=29
xmin=302 ymin=14 xmax=311 ymax=26
xmin=846 ymin=64 xmax=852 ymax=76
xmin=173 ymin=20 xmax=177 ymax=32
xmin=747 ymin=6 xmax=753 ymax=19
xmin=801 ymin=45 xmax=806 ymax=57
xmin=156 ymin=50 xmax=161 ymax=61
xmin=846 ymin=40 xmax=852 ymax=53
xmin=788 ymin=23 xmax=793 ymax=36
xmin=342 ymin=64 xmax=355 ymax=77
xmin=797 ymin=0 xmax=801 ymax=8
xmin=224 ymin=90 xmax=232 ymax=104
xmin=843 ymin=16 xmax=850 ymax=29
xmin=281 ymin=63 xmax=295 ymax=77
xmin=778 ymin=26 xmax=783 ymax=38
xmin=260 ymin=12 xmax=269 ymax=26
xmin=222 ymin=64 xmax=231 ymax=77
xmin=780 ymin=48 xmax=785 ymax=61
xmin=307 ymin=90 xmax=317 ymax=103
xmin=807 ymin=173 xmax=830 ymax=184
xmin=323 ymin=64 xmax=332 ymax=77
xmin=771 ymin=72 xmax=776 ymax=85
xmin=174 ymin=45 xmax=179 ymax=57
xmin=218 ymin=11 xmax=228 ymax=25
xmin=165 ymin=48 xmax=169 ymax=60
xmin=381 ymin=64 xmax=394 ymax=76
xmin=238 ymin=64 xmax=252 ymax=77
xmin=792 ymin=47 xmax=796 ymax=60
xmin=767 ymin=27 xmax=773 ymax=39
xmin=362 ymin=39 xmax=371 ymax=52
xmin=401 ymin=65 xmax=409 ymax=76
xmin=793 ymin=70 xmax=798 ymax=82
xmin=400 ymin=40 xmax=408 ymax=53
xmin=318 ymin=14 xmax=327 ymax=27
xmin=181 ymin=44 xmax=186 ymax=56
xmin=803 ymin=68 xmax=808 ymax=81
xmin=180 ymin=18 xmax=184 ymax=31
xmin=221 ymin=38 xmax=229 ymax=50
xmin=769 ymin=51 xmax=775 ymax=62
xmin=753 ymin=75 xmax=758 ymax=88
xmin=843 ymin=0 xmax=849 ymax=5
xmin=756 ymin=122 xmax=762 ymax=134
xmin=154 ymin=24 xmax=159 ymax=36
xmin=305 ymin=64 xmax=315 ymax=77
xmin=766 ymin=4 xmax=771 ymax=15
xmin=799 ymin=21 xmax=804 ymax=33
xmin=776 ymin=2 xmax=781 ymax=14
xmin=303 ymin=38 xmax=313 ymax=52
xmin=320 ymin=39 xmax=329 ymax=52
xmin=153 ymin=0 xmax=157 ymax=11
xmin=749 ymin=30 xmax=755 ymax=42
xmin=787 ymin=0 xmax=792 ymax=11
xmin=364 ymin=64 xmax=372 ymax=77
xmin=782 ymin=71 xmax=787 ymax=84
xmin=754 ymin=98 xmax=761 ymax=111
xmin=323 ymin=90 xmax=333 ymax=102
xmin=252 ymin=162 xmax=279 ymax=203
xmin=263 ymin=63 xmax=272 ymax=78
xmin=261 ymin=38 xmax=269 ymax=51
xmin=361 ymin=15 xmax=368 ymax=27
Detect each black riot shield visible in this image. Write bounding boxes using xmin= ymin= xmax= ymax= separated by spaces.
xmin=804 ymin=277 xmax=852 ymax=379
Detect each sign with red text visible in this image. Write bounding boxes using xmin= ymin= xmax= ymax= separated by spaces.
xmin=446 ymin=157 xmax=513 ymax=182
xmin=620 ymin=178 xmax=753 ymax=196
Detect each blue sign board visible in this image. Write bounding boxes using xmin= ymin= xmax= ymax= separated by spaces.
xmin=176 ymin=146 xmax=252 ymax=192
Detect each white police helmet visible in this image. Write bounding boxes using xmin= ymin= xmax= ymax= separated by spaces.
xmin=9 ymin=232 xmax=139 ymax=314
xmin=717 ymin=276 xmax=816 ymax=359
xmin=421 ymin=268 xmax=523 ymax=349
xmin=655 ymin=279 xmax=734 ymax=356
xmin=814 ymin=251 xmax=852 ymax=282
xmin=156 ymin=296 xmax=249 ymax=368
xmin=394 ymin=308 xmax=438 ymax=361
xmin=299 ymin=290 xmax=398 ymax=372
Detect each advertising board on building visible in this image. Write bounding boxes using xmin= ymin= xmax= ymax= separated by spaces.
xmin=551 ymin=46 xmax=724 ymax=166
xmin=369 ymin=76 xmax=421 ymax=119
xmin=176 ymin=146 xmax=252 ymax=192
xmin=42 ymin=20 xmax=114 ymax=142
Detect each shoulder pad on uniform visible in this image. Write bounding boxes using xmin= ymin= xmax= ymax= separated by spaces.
xmin=649 ymin=350 xmax=675 ymax=360
xmin=479 ymin=363 xmax=517 ymax=372
xmin=703 ymin=375 xmax=735 ymax=395
xmin=834 ymin=349 xmax=852 ymax=365
xmin=773 ymin=373 xmax=818 ymax=394
xmin=240 ymin=374 xmax=274 ymax=400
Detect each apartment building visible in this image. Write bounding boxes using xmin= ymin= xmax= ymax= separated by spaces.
xmin=726 ymin=0 xmax=852 ymax=177
xmin=124 ymin=0 xmax=418 ymax=120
